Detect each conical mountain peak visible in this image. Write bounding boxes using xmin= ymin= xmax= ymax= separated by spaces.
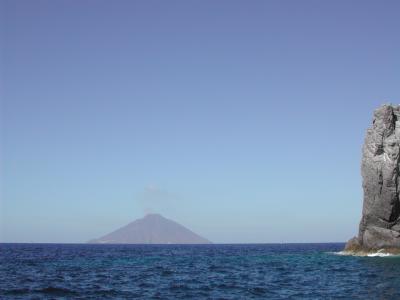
xmin=89 ymin=214 xmax=211 ymax=244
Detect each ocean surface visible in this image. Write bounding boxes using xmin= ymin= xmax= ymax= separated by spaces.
xmin=1 ymin=243 xmax=400 ymax=299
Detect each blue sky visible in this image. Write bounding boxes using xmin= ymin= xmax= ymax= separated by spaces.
xmin=1 ymin=0 xmax=399 ymax=243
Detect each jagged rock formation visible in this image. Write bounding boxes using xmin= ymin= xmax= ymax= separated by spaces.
xmin=89 ymin=213 xmax=211 ymax=244
xmin=345 ymin=104 xmax=400 ymax=253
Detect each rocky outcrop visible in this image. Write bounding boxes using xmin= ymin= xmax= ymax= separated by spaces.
xmin=345 ymin=104 xmax=400 ymax=254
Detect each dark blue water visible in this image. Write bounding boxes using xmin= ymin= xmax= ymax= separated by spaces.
xmin=1 ymin=243 xmax=400 ymax=299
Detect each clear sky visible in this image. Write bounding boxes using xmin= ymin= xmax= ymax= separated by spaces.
xmin=1 ymin=0 xmax=399 ymax=243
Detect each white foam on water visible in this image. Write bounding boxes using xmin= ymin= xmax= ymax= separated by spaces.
xmin=332 ymin=251 xmax=349 ymax=256
xmin=367 ymin=252 xmax=393 ymax=257
xmin=331 ymin=250 xmax=395 ymax=257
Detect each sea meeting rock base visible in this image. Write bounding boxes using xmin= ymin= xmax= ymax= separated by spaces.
xmin=345 ymin=104 xmax=400 ymax=254
xmin=343 ymin=236 xmax=400 ymax=256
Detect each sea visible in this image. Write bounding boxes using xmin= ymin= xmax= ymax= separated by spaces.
xmin=1 ymin=243 xmax=400 ymax=299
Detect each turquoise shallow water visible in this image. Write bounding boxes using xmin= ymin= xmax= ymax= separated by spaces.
xmin=1 ymin=243 xmax=400 ymax=299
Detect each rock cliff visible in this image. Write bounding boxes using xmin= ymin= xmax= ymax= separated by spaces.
xmin=346 ymin=104 xmax=400 ymax=253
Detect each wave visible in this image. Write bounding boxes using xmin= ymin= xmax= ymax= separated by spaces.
xmin=332 ymin=250 xmax=396 ymax=257
xmin=366 ymin=252 xmax=393 ymax=257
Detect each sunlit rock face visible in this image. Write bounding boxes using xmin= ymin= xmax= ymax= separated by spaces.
xmin=346 ymin=104 xmax=400 ymax=252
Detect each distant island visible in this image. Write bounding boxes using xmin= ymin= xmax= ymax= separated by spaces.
xmin=89 ymin=213 xmax=211 ymax=244
xmin=345 ymin=104 xmax=400 ymax=255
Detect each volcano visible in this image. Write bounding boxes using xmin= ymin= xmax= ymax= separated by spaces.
xmin=89 ymin=213 xmax=211 ymax=244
